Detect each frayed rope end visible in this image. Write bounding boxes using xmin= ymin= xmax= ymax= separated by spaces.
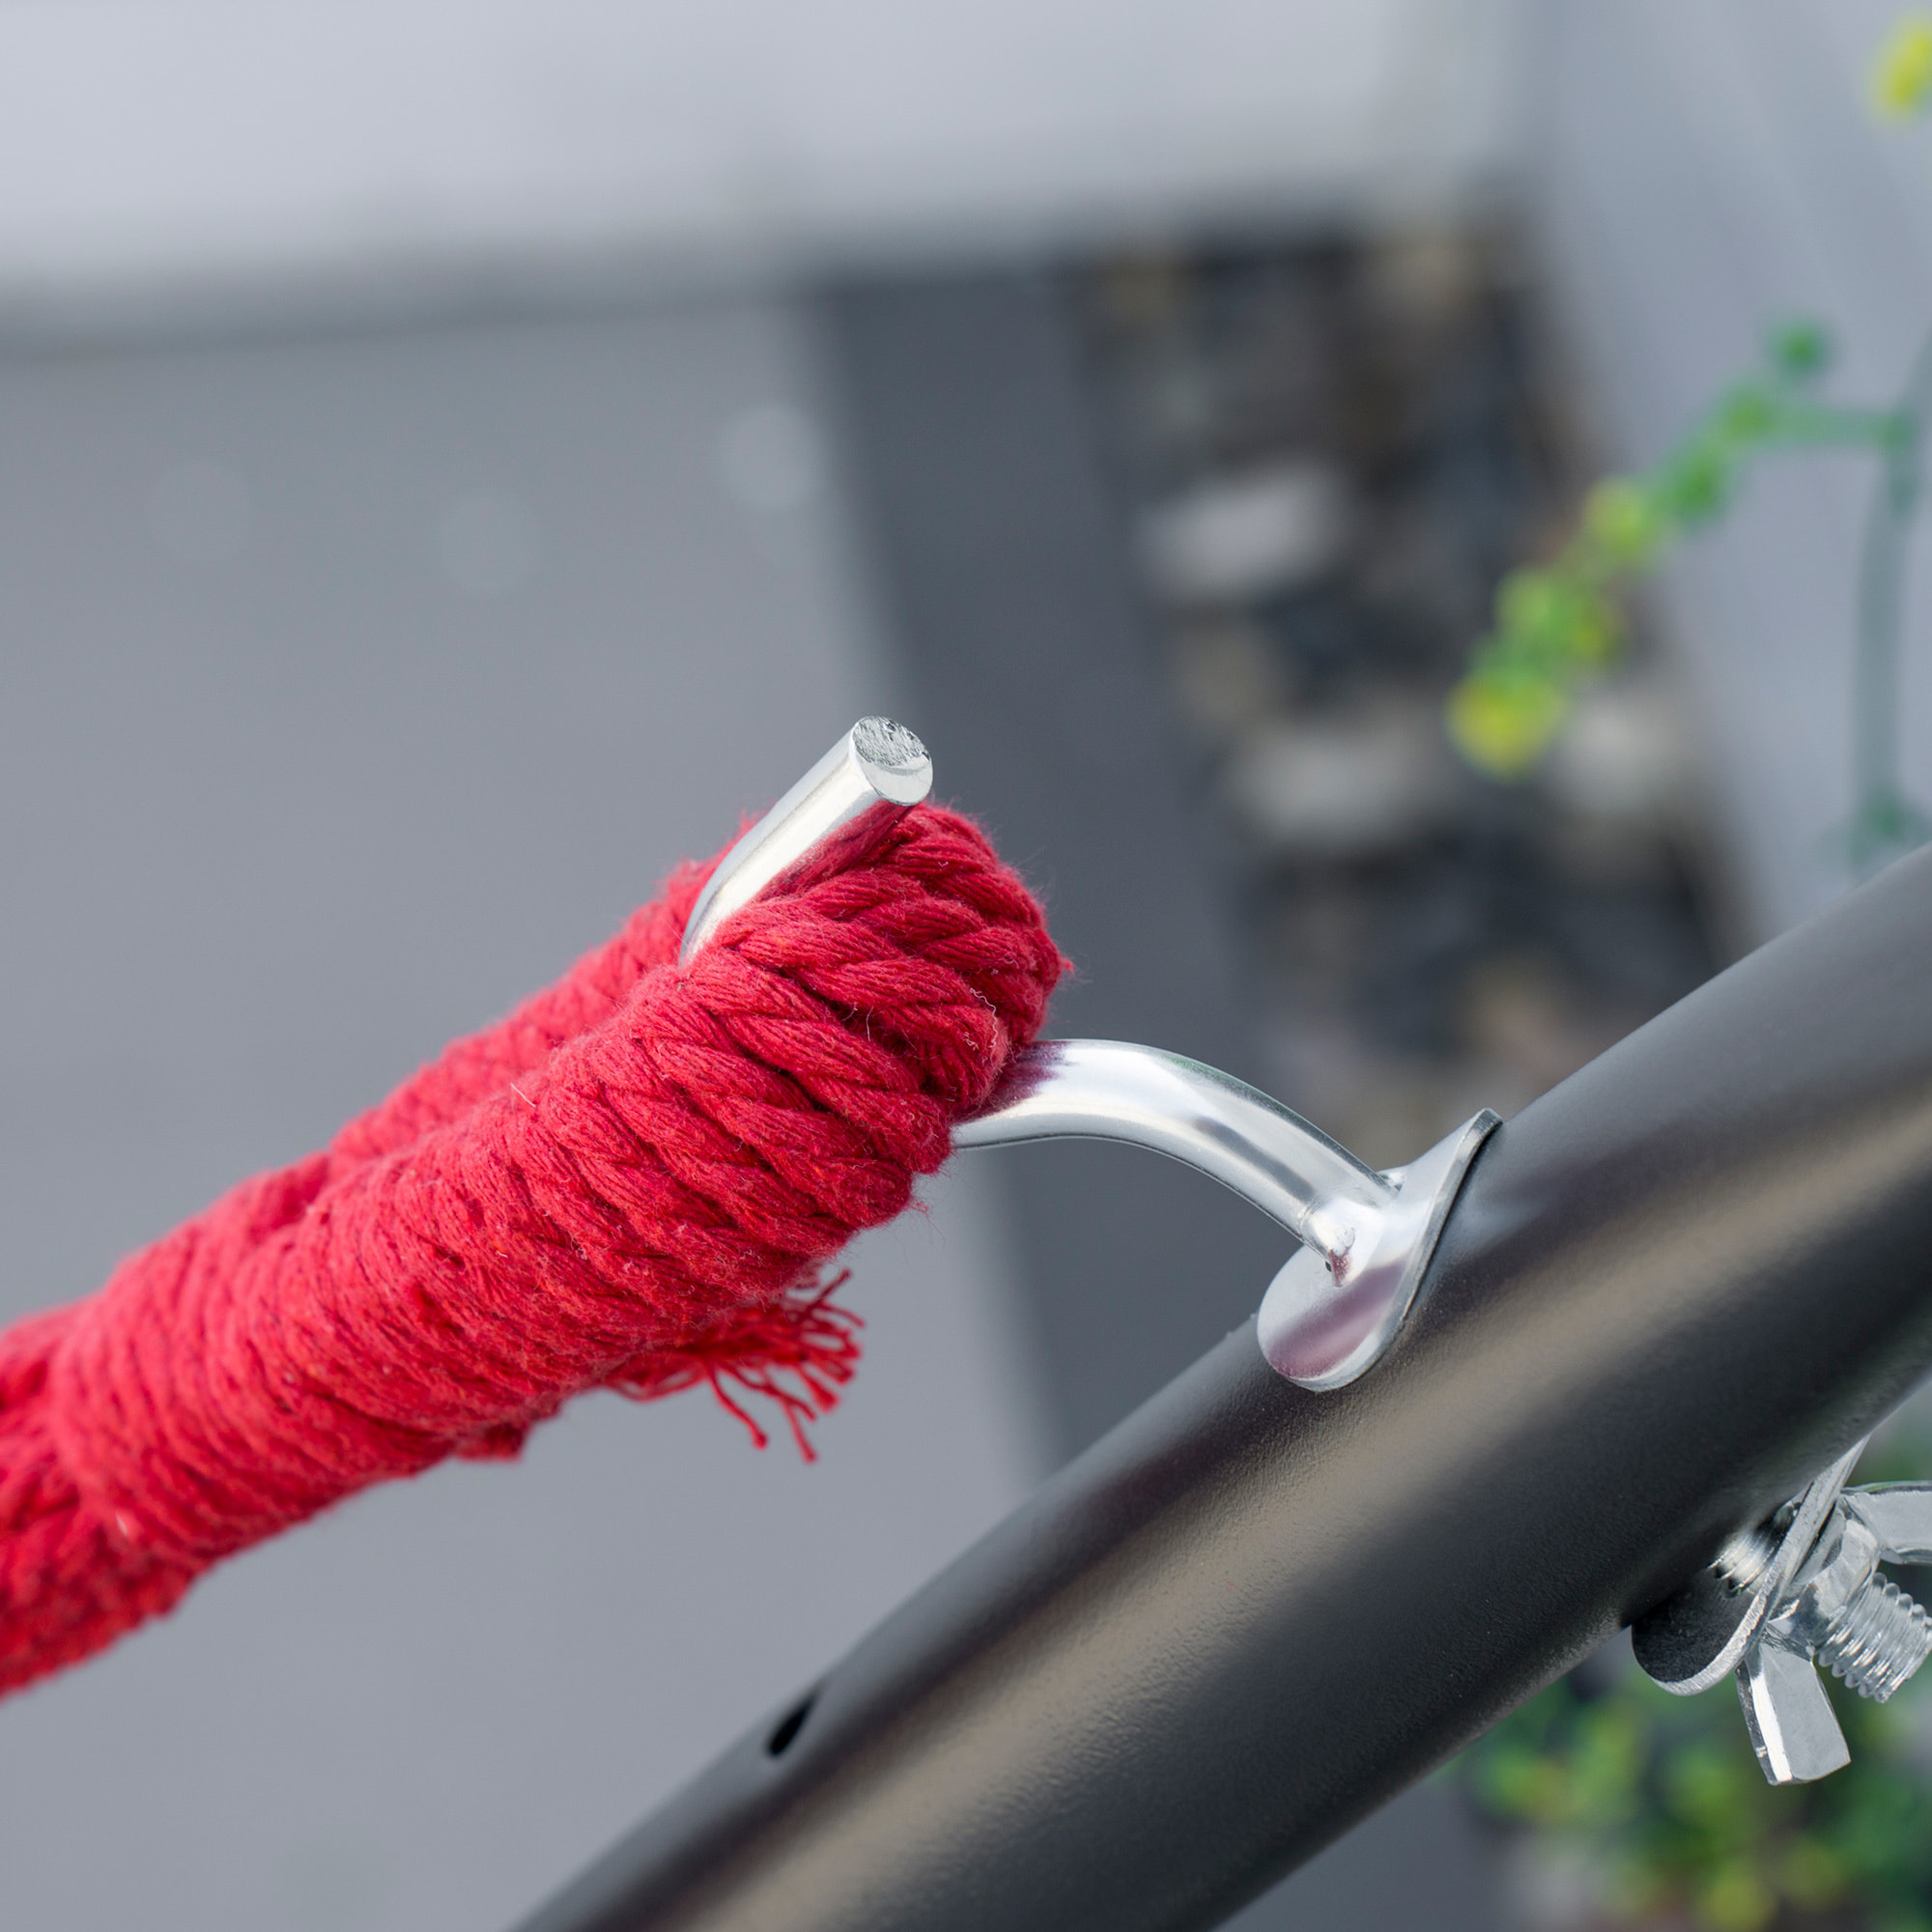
xmin=606 ymin=1274 xmax=864 ymax=1461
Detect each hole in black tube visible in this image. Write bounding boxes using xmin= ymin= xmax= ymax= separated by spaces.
xmin=767 ymin=1692 xmax=816 ymax=1758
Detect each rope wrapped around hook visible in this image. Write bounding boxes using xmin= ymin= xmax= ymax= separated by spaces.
xmin=0 ymin=804 xmax=1065 ymax=1698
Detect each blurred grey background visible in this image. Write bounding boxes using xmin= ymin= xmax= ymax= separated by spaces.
xmin=0 ymin=3 xmax=1922 ymax=1928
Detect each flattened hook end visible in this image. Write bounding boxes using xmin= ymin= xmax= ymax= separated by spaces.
xmin=679 ymin=717 xmax=931 ymax=965
xmin=849 ymin=717 xmax=931 ymax=803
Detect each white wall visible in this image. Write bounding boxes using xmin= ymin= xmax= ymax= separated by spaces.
xmin=1533 ymin=0 xmax=1932 ymax=938
xmin=0 ymin=0 xmax=1520 ymax=319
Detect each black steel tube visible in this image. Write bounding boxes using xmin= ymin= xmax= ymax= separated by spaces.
xmin=515 ymin=848 xmax=1932 ymax=1932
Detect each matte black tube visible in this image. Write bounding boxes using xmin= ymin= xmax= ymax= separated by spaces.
xmin=516 ymin=849 xmax=1932 ymax=1932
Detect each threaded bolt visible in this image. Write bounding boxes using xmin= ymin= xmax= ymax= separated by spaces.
xmin=1816 ymin=1575 xmax=1932 ymax=1701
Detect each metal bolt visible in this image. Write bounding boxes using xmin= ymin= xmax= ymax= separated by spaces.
xmin=1640 ymin=1469 xmax=1932 ymax=1785
xmin=1770 ymin=1506 xmax=1923 ymax=1694
xmin=1799 ymin=1491 xmax=1932 ymax=1698
xmin=1818 ymin=1573 xmax=1932 ymax=1695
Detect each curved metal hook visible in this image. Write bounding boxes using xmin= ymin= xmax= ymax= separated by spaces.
xmin=960 ymin=1041 xmax=1496 ymax=1390
xmin=686 ymin=720 xmax=1498 ymax=1390
xmin=680 ymin=717 xmax=931 ymax=965
xmin=953 ymin=1040 xmax=1389 ymax=1261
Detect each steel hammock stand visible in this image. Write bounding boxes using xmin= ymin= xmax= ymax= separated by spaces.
xmin=513 ymin=721 xmax=1932 ymax=1932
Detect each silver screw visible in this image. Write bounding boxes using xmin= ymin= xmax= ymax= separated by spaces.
xmin=1737 ymin=1482 xmax=1932 ymax=1783
xmin=1819 ymin=1577 xmax=1932 ymax=1695
xmin=1635 ymin=1463 xmax=1932 ymax=1784
xmin=1773 ymin=1492 xmax=1932 ymax=1699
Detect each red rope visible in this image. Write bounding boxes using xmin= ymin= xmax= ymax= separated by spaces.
xmin=0 ymin=805 xmax=1064 ymax=1698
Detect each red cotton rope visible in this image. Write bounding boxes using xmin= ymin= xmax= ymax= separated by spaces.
xmin=0 ymin=803 xmax=1065 ymax=1699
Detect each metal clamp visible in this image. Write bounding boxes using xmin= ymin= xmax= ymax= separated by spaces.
xmin=1635 ymin=1444 xmax=1932 ymax=1782
xmin=690 ymin=720 xmax=1499 ymax=1392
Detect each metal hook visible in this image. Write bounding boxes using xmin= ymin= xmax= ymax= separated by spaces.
xmin=685 ymin=720 xmax=1498 ymax=1391
xmin=680 ymin=716 xmax=933 ymax=965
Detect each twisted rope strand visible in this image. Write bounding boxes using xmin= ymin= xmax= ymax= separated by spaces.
xmin=0 ymin=805 xmax=1063 ymax=1698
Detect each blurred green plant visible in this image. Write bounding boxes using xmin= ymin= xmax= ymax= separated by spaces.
xmin=1458 ymin=1427 xmax=1932 ymax=1931
xmin=1448 ymin=16 xmax=1932 ymax=876
xmin=1463 ymin=1662 xmax=1932 ymax=1932
xmin=1875 ymin=14 xmax=1932 ymax=120
xmin=1446 ymin=27 xmax=1932 ymax=1927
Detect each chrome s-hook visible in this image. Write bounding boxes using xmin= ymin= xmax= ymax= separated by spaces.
xmin=684 ymin=719 xmax=1499 ymax=1393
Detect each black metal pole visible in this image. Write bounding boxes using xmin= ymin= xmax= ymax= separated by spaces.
xmin=513 ymin=847 xmax=1932 ymax=1932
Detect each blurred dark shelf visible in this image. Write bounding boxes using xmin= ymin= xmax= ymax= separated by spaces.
xmin=1074 ymin=228 xmax=1730 ymax=1169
